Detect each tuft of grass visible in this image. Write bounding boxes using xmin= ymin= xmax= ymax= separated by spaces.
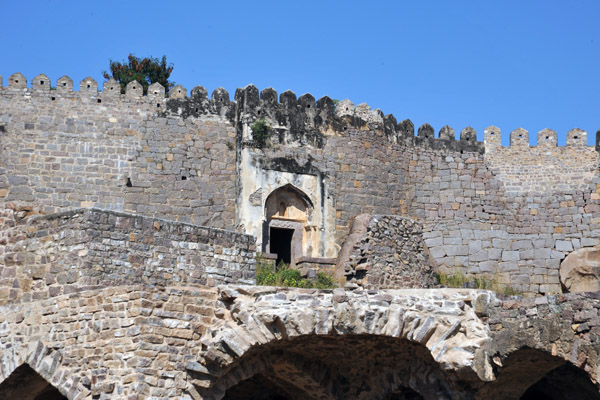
xmin=256 ymin=256 xmax=336 ymax=289
xmin=436 ymin=271 xmax=467 ymax=288
xmin=436 ymin=269 xmax=522 ymax=295
xmin=503 ymin=286 xmax=522 ymax=296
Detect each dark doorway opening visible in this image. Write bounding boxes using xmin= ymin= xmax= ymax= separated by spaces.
xmin=270 ymin=227 xmax=293 ymax=266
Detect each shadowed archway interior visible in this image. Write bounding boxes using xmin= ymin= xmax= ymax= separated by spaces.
xmin=476 ymin=348 xmax=600 ymax=400
xmin=520 ymin=362 xmax=600 ymax=400
xmin=199 ymin=335 xmax=469 ymax=400
xmin=0 ymin=364 xmax=66 ymax=400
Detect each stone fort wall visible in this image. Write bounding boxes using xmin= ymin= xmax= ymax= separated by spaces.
xmin=0 ymin=206 xmax=255 ymax=305
xmin=1 ymin=72 xmax=599 ymax=295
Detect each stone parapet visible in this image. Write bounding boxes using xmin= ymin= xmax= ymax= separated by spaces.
xmin=0 ymin=207 xmax=256 ymax=305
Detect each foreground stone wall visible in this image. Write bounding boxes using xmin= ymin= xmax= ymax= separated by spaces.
xmin=0 ymin=207 xmax=256 ymax=305
xmin=0 ymin=284 xmax=598 ymax=399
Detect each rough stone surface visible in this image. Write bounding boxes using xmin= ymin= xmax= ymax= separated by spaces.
xmin=560 ymin=245 xmax=600 ymax=292
xmin=340 ymin=214 xmax=438 ymax=289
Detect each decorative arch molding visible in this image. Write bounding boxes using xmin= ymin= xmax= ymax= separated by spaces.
xmin=264 ymin=183 xmax=315 ymax=211
xmin=195 ymin=287 xmax=494 ymax=398
xmin=0 ymin=341 xmax=89 ymax=399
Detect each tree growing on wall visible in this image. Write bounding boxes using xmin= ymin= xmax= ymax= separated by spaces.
xmin=103 ymin=54 xmax=174 ymax=95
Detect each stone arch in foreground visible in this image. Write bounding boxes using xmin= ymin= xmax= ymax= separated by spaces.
xmin=194 ymin=287 xmax=494 ymax=399
xmin=476 ymin=347 xmax=600 ymax=399
xmin=0 ymin=364 xmax=66 ymax=400
xmin=0 ymin=341 xmax=89 ymax=399
xmin=197 ymin=335 xmax=460 ymax=400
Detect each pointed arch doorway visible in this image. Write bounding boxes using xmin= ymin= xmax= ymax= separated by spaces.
xmin=264 ymin=184 xmax=315 ymax=266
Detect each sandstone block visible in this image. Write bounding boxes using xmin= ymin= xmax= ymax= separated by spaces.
xmin=560 ymin=245 xmax=600 ymax=293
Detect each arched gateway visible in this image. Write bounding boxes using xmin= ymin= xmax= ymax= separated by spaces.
xmin=263 ymin=184 xmax=316 ymax=266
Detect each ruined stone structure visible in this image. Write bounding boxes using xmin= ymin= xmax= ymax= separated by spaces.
xmin=1 ymin=72 xmax=600 ymax=399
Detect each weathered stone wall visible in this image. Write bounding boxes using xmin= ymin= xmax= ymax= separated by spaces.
xmin=239 ymin=128 xmax=410 ymax=255
xmin=340 ymin=214 xmax=438 ymax=289
xmin=0 ymin=207 xmax=255 ymax=305
xmin=406 ymin=143 xmax=600 ymax=295
xmin=2 ymin=74 xmax=600 ymax=296
xmin=0 ymin=285 xmax=219 ymax=399
xmin=0 ymin=83 xmax=237 ymax=228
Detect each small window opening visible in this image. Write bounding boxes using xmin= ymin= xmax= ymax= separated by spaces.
xmin=15 ymin=80 xmax=19 ymax=84
xmin=546 ymin=136 xmax=550 ymax=140
xmin=156 ymin=103 xmax=160 ymax=108
xmin=126 ymin=177 xmax=132 ymax=187
xmin=490 ymin=132 xmax=494 ymax=135
xmin=306 ymin=104 xmax=311 ymax=109
xmin=51 ymin=97 xmax=56 ymax=101
xmin=40 ymin=80 xmax=44 ymax=85
xmin=181 ymin=176 xmax=187 ymax=180
xmin=574 ymin=136 xmax=579 ymax=139
xmin=519 ymin=134 xmax=523 ymax=138
xmin=343 ymin=126 xmax=348 ymax=131
xmin=97 ymin=99 xmax=102 ymax=103
xmin=110 ymin=86 xmax=114 ymax=91
xmin=195 ymin=108 xmax=199 ymax=113
xmin=87 ymin=84 xmax=91 ymax=89
xmin=63 ymin=82 xmax=67 ymax=87
xmin=257 ymin=110 xmax=261 ymax=115
xmin=345 ymin=107 xmax=348 ymax=111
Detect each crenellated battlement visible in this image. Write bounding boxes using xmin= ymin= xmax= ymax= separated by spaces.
xmin=484 ymin=125 xmax=590 ymax=150
xmin=1 ymin=72 xmax=598 ymax=158
xmin=0 ymin=72 xmax=484 ymax=153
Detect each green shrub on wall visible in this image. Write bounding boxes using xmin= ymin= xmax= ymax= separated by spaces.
xmin=250 ymin=118 xmax=271 ymax=148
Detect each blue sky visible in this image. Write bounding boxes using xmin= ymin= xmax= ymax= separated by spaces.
xmin=1 ymin=1 xmax=599 ymax=146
